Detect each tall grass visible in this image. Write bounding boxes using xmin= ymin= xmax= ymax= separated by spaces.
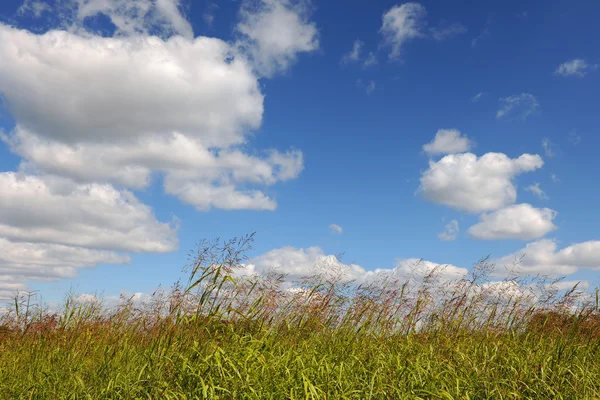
xmin=1 ymin=234 xmax=600 ymax=399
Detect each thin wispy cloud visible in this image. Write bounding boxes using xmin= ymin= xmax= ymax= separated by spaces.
xmin=357 ymin=79 xmax=376 ymax=95
xmin=430 ymin=22 xmax=467 ymax=41
xmin=471 ymin=92 xmax=485 ymax=102
xmin=542 ymin=138 xmax=556 ymax=158
xmin=555 ymin=59 xmax=598 ymax=77
xmin=526 ymin=183 xmax=549 ymax=200
xmin=471 ymin=20 xmax=490 ymax=47
xmin=380 ymin=2 xmax=427 ymax=60
xmin=496 ymin=93 xmax=539 ymax=120
xmin=341 ymin=39 xmax=363 ymax=64
xmin=438 ymin=219 xmax=459 ymax=241
xmin=568 ymin=131 xmax=582 ymax=145
xmin=329 ymin=224 xmax=343 ymax=235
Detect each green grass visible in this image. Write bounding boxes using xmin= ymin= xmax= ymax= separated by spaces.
xmin=1 ymin=234 xmax=600 ymax=399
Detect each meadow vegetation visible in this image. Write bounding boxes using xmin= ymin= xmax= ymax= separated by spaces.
xmin=1 ymin=234 xmax=600 ymax=399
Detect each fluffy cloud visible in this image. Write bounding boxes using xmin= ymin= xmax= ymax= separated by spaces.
xmin=555 ymin=59 xmax=597 ymax=77
xmin=0 ymin=19 xmax=305 ymax=210
xmin=0 ymin=26 xmax=262 ymax=148
xmin=236 ymin=0 xmax=319 ymax=78
xmin=468 ymin=204 xmax=557 ymax=240
xmin=491 ymin=239 xmax=600 ymax=277
xmin=419 ymin=152 xmax=544 ymax=213
xmin=0 ymin=238 xmax=130 ymax=300
xmin=7 ymin=128 xmax=303 ymax=210
xmin=438 ymin=219 xmax=459 ymax=241
xmin=0 ymin=172 xmax=178 ymax=252
xmin=423 ymin=129 xmax=473 ymax=156
xmin=0 ymin=238 xmax=129 ymax=281
xmin=0 ymin=0 xmax=318 ymax=296
xmin=380 ymin=2 xmax=427 ymax=60
xmin=329 ymin=224 xmax=343 ymax=235
xmin=496 ymin=93 xmax=539 ymax=120
xmin=242 ymin=246 xmax=467 ymax=287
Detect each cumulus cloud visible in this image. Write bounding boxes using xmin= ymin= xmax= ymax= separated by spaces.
xmin=438 ymin=219 xmax=459 ymax=241
xmin=0 ymin=238 xmax=130 ymax=300
xmin=0 ymin=26 xmax=262 ymax=148
xmin=555 ymin=59 xmax=597 ymax=77
xmin=492 ymin=239 xmax=600 ymax=277
xmin=496 ymin=93 xmax=539 ymax=120
xmin=525 ymin=183 xmax=549 ymax=200
xmin=0 ymin=0 xmax=318 ymax=296
xmin=235 ymin=0 xmax=319 ymax=78
xmin=380 ymin=2 xmax=427 ymax=60
xmin=0 ymin=172 xmax=178 ymax=252
xmin=468 ymin=204 xmax=557 ymax=240
xmin=329 ymin=224 xmax=343 ymax=235
xmin=0 ymin=21 xmax=304 ymax=211
xmin=419 ymin=152 xmax=544 ymax=213
xmin=423 ymin=129 xmax=473 ymax=156
xmin=242 ymin=246 xmax=467 ymax=287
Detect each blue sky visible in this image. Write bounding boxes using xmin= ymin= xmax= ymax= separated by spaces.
xmin=0 ymin=0 xmax=599 ymax=305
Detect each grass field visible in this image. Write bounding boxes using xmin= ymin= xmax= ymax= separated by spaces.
xmin=1 ymin=235 xmax=600 ymax=399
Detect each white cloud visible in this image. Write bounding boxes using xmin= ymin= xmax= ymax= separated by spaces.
xmin=492 ymin=239 xmax=600 ymax=277
xmin=243 ymin=246 xmax=467 ymax=286
xmin=0 ymin=172 xmax=178 ymax=252
xmin=555 ymin=59 xmax=597 ymax=77
xmin=0 ymin=22 xmax=304 ymax=211
xmin=235 ymin=0 xmax=319 ymax=78
xmin=0 ymin=238 xmax=129 ymax=300
xmin=471 ymin=23 xmax=490 ymax=48
xmin=549 ymin=280 xmax=590 ymax=292
xmin=21 ymin=0 xmax=195 ymax=39
xmin=380 ymin=2 xmax=427 ymax=60
xmin=567 ymin=131 xmax=582 ymax=145
xmin=422 ymin=129 xmax=473 ymax=156
xmin=551 ymin=174 xmax=560 ymax=183
xmin=163 ymin=178 xmax=278 ymax=211
xmin=525 ymin=183 xmax=548 ymax=200
xmin=468 ymin=204 xmax=557 ymax=240
xmin=430 ymin=22 xmax=467 ymax=41
xmin=356 ymin=79 xmax=376 ymax=95
xmin=18 ymin=0 xmax=51 ymax=18
xmin=542 ymin=137 xmax=556 ymax=158
xmin=438 ymin=219 xmax=459 ymax=241
xmin=497 ymin=93 xmax=539 ymax=120
xmin=419 ymin=152 xmax=544 ymax=213
xmin=471 ymin=92 xmax=485 ymax=102
xmin=363 ymin=52 xmax=377 ymax=68
xmin=0 ymin=275 xmax=28 ymax=301
xmin=0 ymin=26 xmax=262 ymax=148
xmin=0 ymin=0 xmax=318 ymax=296
xmin=329 ymin=224 xmax=343 ymax=235
xmin=341 ymin=39 xmax=363 ymax=64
